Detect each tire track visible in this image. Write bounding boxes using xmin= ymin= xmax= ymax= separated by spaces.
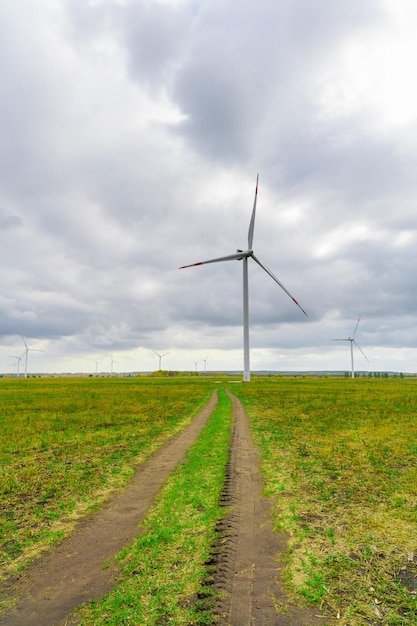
xmin=207 ymin=390 xmax=323 ymax=625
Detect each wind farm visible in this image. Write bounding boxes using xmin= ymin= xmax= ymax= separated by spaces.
xmin=2 ymin=4 xmax=417 ymax=623
xmin=8 ymin=337 xmax=44 ymax=378
xmin=180 ymin=175 xmax=307 ymax=382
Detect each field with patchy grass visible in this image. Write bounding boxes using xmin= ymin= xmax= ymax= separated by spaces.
xmin=0 ymin=376 xmax=215 ymax=582
xmin=1 ymin=375 xmax=417 ymax=625
xmin=235 ymin=377 xmax=417 ymax=624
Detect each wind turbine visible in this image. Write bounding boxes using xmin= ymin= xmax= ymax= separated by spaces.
xmin=180 ymin=175 xmax=307 ymax=382
xmin=332 ymin=315 xmax=369 ymax=378
xmin=153 ymin=350 xmax=168 ymax=371
xmin=10 ymin=354 xmax=24 ymax=378
xmin=109 ymin=354 xmax=118 ymax=376
xmin=21 ymin=336 xmax=43 ymax=378
xmin=202 ymin=355 xmax=208 ymax=373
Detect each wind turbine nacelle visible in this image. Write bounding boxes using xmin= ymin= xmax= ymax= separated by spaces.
xmin=236 ymin=249 xmax=253 ymax=259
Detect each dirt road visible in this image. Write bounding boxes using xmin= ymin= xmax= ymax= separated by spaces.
xmin=208 ymin=391 xmax=322 ymax=625
xmin=1 ymin=393 xmax=217 ymax=626
xmin=1 ymin=389 xmax=322 ymax=625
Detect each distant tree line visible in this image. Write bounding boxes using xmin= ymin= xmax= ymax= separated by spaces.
xmin=345 ymin=371 xmax=405 ymax=379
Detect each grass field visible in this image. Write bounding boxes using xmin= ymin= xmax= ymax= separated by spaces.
xmin=0 ymin=376 xmax=215 ymax=582
xmin=1 ymin=375 xmax=417 ymax=624
xmin=235 ymin=377 xmax=417 ymax=624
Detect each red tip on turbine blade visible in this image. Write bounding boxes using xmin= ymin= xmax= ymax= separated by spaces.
xmin=292 ymin=297 xmax=308 ymax=316
xmin=179 ymin=262 xmax=203 ymax=269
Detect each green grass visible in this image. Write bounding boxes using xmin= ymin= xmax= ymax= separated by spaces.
xmin=234 ymin=377 xmax=417 ymax=625
xmin=2 ymin=375 xmax=417 ymax=624
xmin=0 ymin=376 xmax=217 ymax=580
xmin=75 ymin=388 xmax=232 ymax=625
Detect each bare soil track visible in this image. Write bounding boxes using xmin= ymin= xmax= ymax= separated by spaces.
xmin=1 ymin=389 xmax=323 ymax=625
xmin=207 ymin=391 xmax=322 ymax=625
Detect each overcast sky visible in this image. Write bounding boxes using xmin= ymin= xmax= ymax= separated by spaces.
xmin=2 ymin=0 xmax=417 ymax=375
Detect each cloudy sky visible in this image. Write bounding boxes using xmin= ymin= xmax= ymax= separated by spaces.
xmin=2 ymin=0 xmax=417 ymax=375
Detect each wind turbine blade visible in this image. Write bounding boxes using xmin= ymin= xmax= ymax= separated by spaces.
xmin=353 ymin=340 xmax=369 ymax=362
xmin=251 ymin=254 xmax=308 ymax=316
xmin=180 ymin=252 xmax=247 ymax=269
xmin=353 ymin=315 xmax=361 ymax=339
xmin=21 ymin=335 xmax=28 ymax=348
xmin=248 ymin=173 xmax=258 ymax=250
xmin=332 ymin=338 xmax=349 ymax=342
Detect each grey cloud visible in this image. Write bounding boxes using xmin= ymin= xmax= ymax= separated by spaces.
xmin=169 ymin=0 xmax=383 ymax=164
xmin=0 ymin=208 xmax=23 ymax=229
xmin=122 ymin=2 xmax=189 ymax=87
xmin=174 ymin=54 xmax=255 ymax=161
xmin=65 ymin=0 xmax=189 ymax=89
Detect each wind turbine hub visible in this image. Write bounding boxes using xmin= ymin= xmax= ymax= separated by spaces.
xmin=236 ymin=249 xmax=253 ymax=258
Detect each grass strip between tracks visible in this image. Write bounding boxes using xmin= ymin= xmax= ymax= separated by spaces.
xmin=76 ymin=387 xmax=232 ymax=626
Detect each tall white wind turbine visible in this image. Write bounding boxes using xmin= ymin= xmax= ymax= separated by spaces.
xmin=332 ymin=315 xmax=369 ymax=378
xmin=153 ymin=350 xmax=168 ymax=371
xmin=21 ymin=336 xmax=43 ymax=378
xmin=180 ymin=175 xmax=307 ymax=382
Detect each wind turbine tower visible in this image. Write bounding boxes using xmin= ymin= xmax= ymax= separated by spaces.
xmin=332 ymin=315 xmax=369 ymax=378
xmin=180 ymin=175 xmax=307 ymax=382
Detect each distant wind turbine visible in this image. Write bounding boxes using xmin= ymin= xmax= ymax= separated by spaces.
xmin=332 ymin=315 xmax=369 ymax=378
xmin=153 ymin=350 xmax=168 ymax=371
xmin=202 ymin=355 xmax=208 ymax=373
xmin=109 ymin=354 xmax=118 ymax=375
xmin=10 ymin=354 xmax=24 ymax=378
xmin=21 ymin=336 xmax=44 ymax=378
xmin=180 ymin=175 xmax=307 ymax=382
